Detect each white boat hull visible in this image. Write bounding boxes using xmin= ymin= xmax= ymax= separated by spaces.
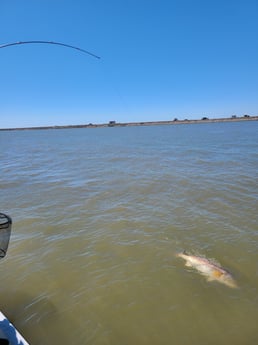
xmin=0 ymin=312 xmax=29 ymax=345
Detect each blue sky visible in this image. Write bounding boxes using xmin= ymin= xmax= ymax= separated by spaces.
xmin=1 ymin=0 xmax=257 ymax=128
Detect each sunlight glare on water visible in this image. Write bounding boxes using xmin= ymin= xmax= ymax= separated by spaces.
xmin=0 ymin=121 xmax=258 ymax=344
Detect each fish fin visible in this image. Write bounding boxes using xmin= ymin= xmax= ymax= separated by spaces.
xmin=206 ymin=276 xmax=215 ymax=282
xmin=185 ymin=262 xmax=192 ymax=267
xmin=212 ymin=270 xmax=223 ymax=278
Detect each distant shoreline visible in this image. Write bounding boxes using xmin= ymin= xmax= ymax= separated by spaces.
xmin=1 ymin=115 xmax=257 ymax=131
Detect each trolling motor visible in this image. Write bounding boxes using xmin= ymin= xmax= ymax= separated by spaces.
xmin=0 ymin=213 xmax=12 ymax=259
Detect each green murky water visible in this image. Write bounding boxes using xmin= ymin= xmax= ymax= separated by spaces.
xmin=0 ymin=122 xmax=257 ymax=344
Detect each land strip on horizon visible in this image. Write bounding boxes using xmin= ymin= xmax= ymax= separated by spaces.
xmin=1 ymin=115 xmax=258 ymax=131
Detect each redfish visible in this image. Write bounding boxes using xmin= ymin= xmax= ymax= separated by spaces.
xmin=176 ymin=251 xmax=237 ymax=288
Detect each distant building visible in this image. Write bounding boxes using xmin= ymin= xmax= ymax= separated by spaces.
xmin=108 ymin=120 xmax=116 ymax=127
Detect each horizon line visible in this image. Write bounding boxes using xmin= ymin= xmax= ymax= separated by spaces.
xmin=1 ymin=115 xmax=257 ymax=131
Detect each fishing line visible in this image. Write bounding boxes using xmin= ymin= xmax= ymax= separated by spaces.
xmin=0 ymin=40 xmax=130 ymax=124
xmin=97 ymin=59 xmax=132 ymax=121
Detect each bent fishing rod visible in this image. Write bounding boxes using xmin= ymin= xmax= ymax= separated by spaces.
xmin=0 ymin=40 xmax=100 ymax=59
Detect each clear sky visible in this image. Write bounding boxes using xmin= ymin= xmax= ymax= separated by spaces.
xmin=1 ymin=0 xmax=257 ymax=128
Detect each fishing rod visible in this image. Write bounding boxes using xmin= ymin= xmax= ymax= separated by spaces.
xmin=0 ymin=40 xmax=101 ymax=59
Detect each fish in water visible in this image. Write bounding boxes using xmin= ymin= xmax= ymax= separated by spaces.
xmin=176 ymin=251 xmax=237 ymax=288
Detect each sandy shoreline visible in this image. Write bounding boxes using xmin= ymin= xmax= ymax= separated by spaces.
xmin=1 ymin=115 xmax=257 ymax=131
